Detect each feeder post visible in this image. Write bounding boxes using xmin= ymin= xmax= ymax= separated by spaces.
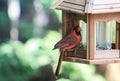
xmin=87 ymin=14 xmax=96 ymax=60
xmin=116 ymin=22 xmax=120 ymax=49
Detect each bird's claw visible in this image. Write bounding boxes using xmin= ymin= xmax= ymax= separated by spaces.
xmin=67 ymin=49 xmax=74 ymax=51
xmin=74 ymin=47 xmax=79 ymax=56
xmin=67 ymin=46 xmax=83 ymax=56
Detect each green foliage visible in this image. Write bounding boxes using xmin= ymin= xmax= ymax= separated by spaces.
xmin=0 ymin=30 xmax=107 ymax=81
xmin=22 ymin=31 xmax=61 ymax=69
xmin=0 ymin=41 xmax=34 ymax=81
xmin=0 ymin=30 xmax=61 ymax=81
xmin=41 ymin=0 xmax=62 ymax=30
xmin=61 ymin=63 xmax=107 ymax=81
xmin=0 ymin=12 xmax=10 ymax=42
xmin=57 ymin=78 xmax=72 ymax=81
xmin=19 ymin=20 xmax=33 ymax=42
xmin=41 ymin=0 xmax=58 ymax=10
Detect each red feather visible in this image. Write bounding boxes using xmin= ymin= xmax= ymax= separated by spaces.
xmin=53 ymin=26 xmax=82 ymax=51
xmin=53 ymin=26 xmax=82 ymax=77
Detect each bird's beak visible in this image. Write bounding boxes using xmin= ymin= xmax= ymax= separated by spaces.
xmin=78 ymin=26 xmax=82 ymax=32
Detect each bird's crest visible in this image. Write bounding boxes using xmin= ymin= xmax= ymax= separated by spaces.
xmin=74 ymin=26 xmax=81 ymax=32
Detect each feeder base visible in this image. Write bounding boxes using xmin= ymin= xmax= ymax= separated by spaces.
xmin=63 ymin=57 xmax=120 ymax=64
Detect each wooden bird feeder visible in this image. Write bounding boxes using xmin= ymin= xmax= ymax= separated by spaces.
xmin=53 ymin=0 xmax=120 ymax=69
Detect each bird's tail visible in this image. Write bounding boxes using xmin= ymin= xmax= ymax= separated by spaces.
xmin=52 ymin=47 xmax=56 ymax=50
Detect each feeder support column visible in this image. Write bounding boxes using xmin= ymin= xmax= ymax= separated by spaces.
xmin=87 ymin=14 xmax=96 ymax=60
xmin=116 ymin=22 xmax=120 ymax=49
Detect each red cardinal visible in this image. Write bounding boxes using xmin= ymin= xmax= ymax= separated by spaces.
xmin=53 ymin=26 xmax=82 ymax=78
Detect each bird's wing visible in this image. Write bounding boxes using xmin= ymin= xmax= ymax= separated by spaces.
xmin=54 ymin=34 xmax=77 ymax=49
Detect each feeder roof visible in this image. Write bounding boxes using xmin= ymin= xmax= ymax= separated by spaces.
xmin=52 ymin=0 xmax=120 ymax=14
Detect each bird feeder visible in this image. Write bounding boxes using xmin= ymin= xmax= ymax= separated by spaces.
xmin=53 ymin=0 xmax=120 ymax=64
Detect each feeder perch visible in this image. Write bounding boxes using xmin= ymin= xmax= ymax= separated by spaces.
xmin=52 ymin=0 xmax=120 ymax=77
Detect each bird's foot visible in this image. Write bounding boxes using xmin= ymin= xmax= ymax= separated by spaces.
xmin=73 ymin=47 xmax=79 ymax=55
xmin=67 ymin=49 xmax=74 ymax=51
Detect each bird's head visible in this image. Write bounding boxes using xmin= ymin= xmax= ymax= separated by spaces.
xmin=74 ymin=26 xmax=81 ymax=35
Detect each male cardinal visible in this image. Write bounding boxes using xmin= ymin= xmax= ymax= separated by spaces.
xmin=53 ymin=26 xmax=82 ymax=78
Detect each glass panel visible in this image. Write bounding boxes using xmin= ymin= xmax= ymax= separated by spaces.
xmin=79 ymin=20 xmax=87 ymax=50
xmin=96 ymin=21 xmax=116 ymax=50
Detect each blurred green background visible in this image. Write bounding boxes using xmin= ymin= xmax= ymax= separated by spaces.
xmin=0 ymin=0 xmax=120 ymax=81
